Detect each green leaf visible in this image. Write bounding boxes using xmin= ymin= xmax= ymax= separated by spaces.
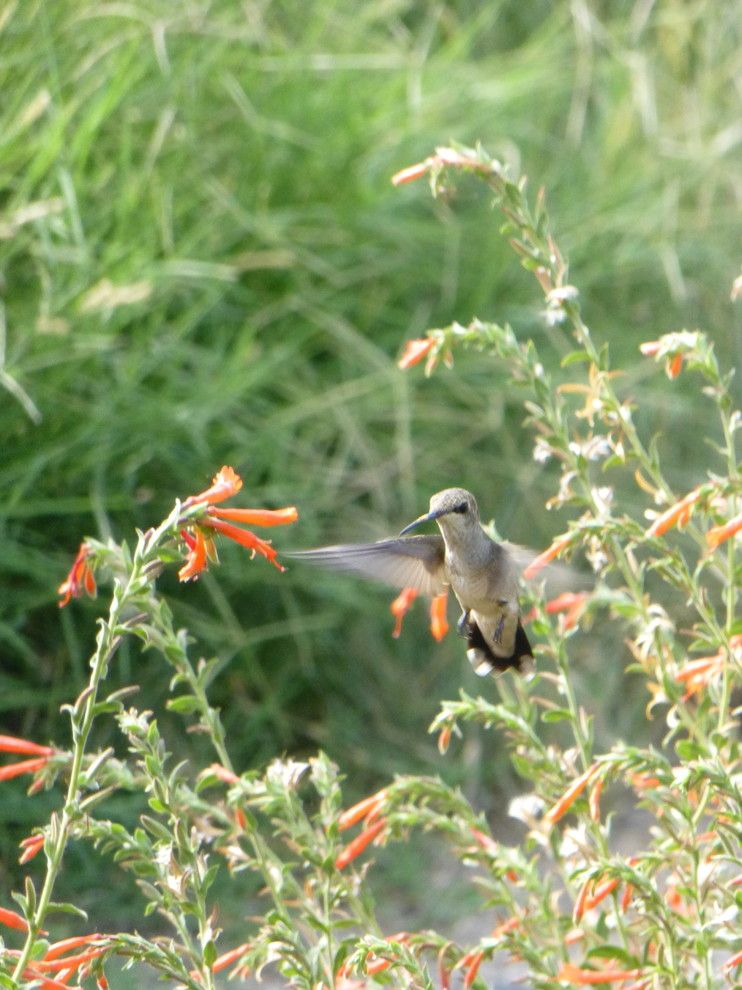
xmin=541 ymin=708 xmax=573 ymax=723
xmin=586 ymin=945 xmax=640 ymax=966
xmin=675 ymin=739 xmax=704 ymax=762
xmin=167 ymin=695 xmax=202 ymax=714
xmin=45 ymin=901 xmax=89 ymax=919
xmin=561 ymin=350 xmax=591 ymax=367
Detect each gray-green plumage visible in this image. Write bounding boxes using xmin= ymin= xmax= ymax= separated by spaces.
xmin=289 ymin=487 xmax=534 ymax=676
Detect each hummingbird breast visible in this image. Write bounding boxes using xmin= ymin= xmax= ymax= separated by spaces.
xmin=444 ymin=540 xmax=512 ymax=614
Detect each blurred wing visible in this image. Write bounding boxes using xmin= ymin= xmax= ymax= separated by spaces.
xmin=504 ymin=542 xmax=590 ymax=594
xmin=286 ymin=535 xmax=446 ymax=597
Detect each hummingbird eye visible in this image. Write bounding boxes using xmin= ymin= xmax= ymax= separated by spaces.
xmin=453 ymin=502 xmax=468 ymax=514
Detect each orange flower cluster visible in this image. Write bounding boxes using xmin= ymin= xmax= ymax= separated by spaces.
xmin=389 ymin=587 xmax=449 ymax=642
xmin=1 ymin=930 xmax=110 ymax=989
xmin=675 ymin=635 xmax=742 ymax=700
xmin=335 ymin=788 xmax=388 ymax=870
xmin=179 ymin=466 xmax=298 ymax=581
xmin=58 ymin=542 xmax=96 ymax=607
xmin=645 ymin=486 xmax=706 ymax=538
xmin=0 ymin=734 xmax=54 ymax=785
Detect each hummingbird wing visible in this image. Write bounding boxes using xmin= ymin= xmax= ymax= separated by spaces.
xmin=286 ymin=535 xmax=446 ymax=597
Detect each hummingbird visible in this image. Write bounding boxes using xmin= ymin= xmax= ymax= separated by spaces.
xmin=288 ymin=487 xmax=534 ymax=676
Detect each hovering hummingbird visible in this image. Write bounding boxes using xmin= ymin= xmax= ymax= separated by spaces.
xmin=288 ymin=488 xmax=534 ymax=676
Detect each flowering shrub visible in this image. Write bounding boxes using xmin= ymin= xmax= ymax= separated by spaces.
xmin=1 ymin=145 xmax=740 ymax=989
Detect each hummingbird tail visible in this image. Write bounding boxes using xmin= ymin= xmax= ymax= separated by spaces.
xmin=466 ymin=620 xmax=534 ymax=676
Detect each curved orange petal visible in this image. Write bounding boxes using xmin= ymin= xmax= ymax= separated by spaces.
xmin=202 ymin=518 xmax=284 ymax=571
xmin=334 ymin=818 xmax=387 ymax=870
xmin=209 ymin=506 xmax=298 ymax=527
xmin=545 ymin=764 xmax=600 ymax=825
xmin=429 ymin=590 xmax=449 ymax=641
xmin=390 ymin=588 xmax=418 ymax=638
xmin=523 ymin=534 xmax=573 ymax=579
xmin=178 ymin=528 xmax=208 ymax=582
xmin=398 ymin=337 xmax=435 ymax=370
xmin=184 ymin=466 xmax=243 ymax=508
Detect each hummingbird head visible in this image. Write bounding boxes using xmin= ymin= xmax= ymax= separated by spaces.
xmin=399 ymin=487 xmax=480 ymax=536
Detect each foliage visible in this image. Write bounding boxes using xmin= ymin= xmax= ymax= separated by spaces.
xmin=1 ymin=2 xmax=740 ymax=819
xmin=0 ymin=144 xmax=740 ymax=989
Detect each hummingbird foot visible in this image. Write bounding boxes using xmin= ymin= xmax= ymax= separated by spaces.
xmin=456 ymin=609 xmax=474 ymax=638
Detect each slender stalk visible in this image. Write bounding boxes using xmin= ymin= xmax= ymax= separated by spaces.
xmin=12 ymin=563 xmax=141 ymax=981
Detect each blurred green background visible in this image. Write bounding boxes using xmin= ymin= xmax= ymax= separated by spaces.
xmin=1 ymin=0 xmax=740 ymax=930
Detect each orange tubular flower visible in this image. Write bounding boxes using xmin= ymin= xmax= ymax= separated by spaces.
xmin=666 ymin=353 xmax=684 ymax=378
xmin=211 ymin=943 xmax=250 ymax=974
xmin=0 ymin=735 xmax=54 ymax=757
xmin=544 ymin=591 xmax=589 ymax=631
xmin=334 ymin=817 xmax=387 ymax=870
xmin=639 ymin=340 xmax=686 ymax=380
xmin=390 ymin=588 xmax=418 ymax=638
xmin=19 ymin=833 xmax=45 ymax=864
xmin=43 ymin=935 xmax=104 ymax=962
xmin=178 ymin=528 xmax=209 ymax=581
xmin=583 ymin=877 xmax=620 ymax=913
xmin=0 ymin=755 xmax=51 ymax=782
xmin=675 ymin=654 xmax=725 ymax=699
xmin=364 ymin=959 xmax=390 ymax=976
xmin=398 ymin=337 xmax=435 ymax=370
xmin=492 ymin=916 xmax=520 ymax=939
xmin=183 ymin=465 xmax=242 ymax=508
xmin=338 ymin=789 xmax=388 ymax=831
xmin=34 ymin=947 xmax=108 ymax=972
xmin=523 ymin=534 xmax=573 ymax=580
xmin=22 ymin=971 xmax=71 ymax=990
xmin=470 ymin=827 xmax=498 ymax=855
xmin=620 ymin=884 xmax=634 ymax=913
xmin=588 ymin=776 xmax=603 ymax=823
xmin=706 ymin=511 xmax=742 ymax=550
xmin=209 ymin=506 xmax=298 ymax=527
xmin=209 ymin=763 xmax=240 ymax=785
xmin=544 ymin=764 xmax=601 ymax=826
xmin=201 ymin=518 xmax=283 ymax=570
xmin=629 ymin=772 xmax=660 ymax=790
xmin=58 ymin=542 xmax=96 ymax=607
xmin=558 ymin=964 xmax=642 ymax=985
xmin=437 ymin=724 xmax=452 ymax=755
xmin=462 ymin=949 xmax=485 ymax=989
xmin=429 ymin=590 xmax=449 ymax=641
xmin=645 ymin=486 xmax=703 ymax=538
xmin=724 ymin=949 xmax=742 ymax=971
xmin=0 ymin=905 xmax=30 ymax=931
xmin=391 ymin=161 xmax=431 ymax=186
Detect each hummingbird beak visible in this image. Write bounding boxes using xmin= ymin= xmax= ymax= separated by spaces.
xmin=399 ymin=507 xmax=449 ymax=536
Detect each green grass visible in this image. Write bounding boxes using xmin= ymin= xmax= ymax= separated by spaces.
xmin=0 ymin=0 xmax=740 ymax=919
